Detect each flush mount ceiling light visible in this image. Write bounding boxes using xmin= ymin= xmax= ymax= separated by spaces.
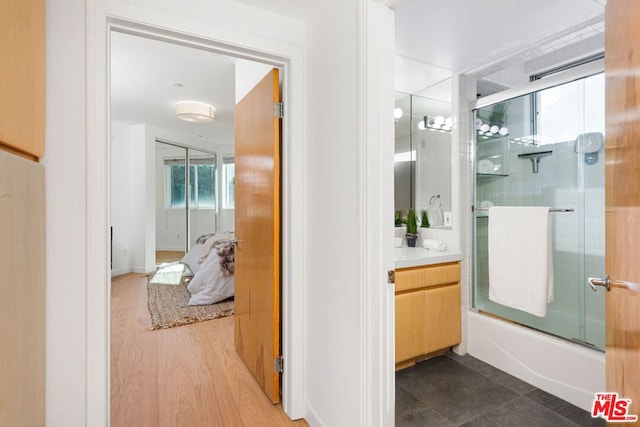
xmin=175 ymin=101 xmax=216 ymax=123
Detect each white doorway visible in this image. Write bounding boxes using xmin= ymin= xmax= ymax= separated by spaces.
xmin=103 ymin=22 xmax=304 ymax=425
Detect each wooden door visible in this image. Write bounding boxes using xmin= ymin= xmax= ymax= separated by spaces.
xmin=0 ymin=150 xmax=45 ymax=426
xmin=0 ymin=0 xmax=45 ymax=159
xmin=605 ymin=0 xmax=640 ymax=420
xmin=234 ymin=69 xmax=281 ymax=403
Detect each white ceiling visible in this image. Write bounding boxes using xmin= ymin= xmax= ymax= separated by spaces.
xmin=110 ymin=31 xmax=237 ymax=144
xmin=394 ymin=0 xmax=606 ymax=94
xmin=110 ymin=1 xmax=607 ymax=142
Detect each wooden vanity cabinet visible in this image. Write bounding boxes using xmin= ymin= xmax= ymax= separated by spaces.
xmin=395 ymin=262 xmax=461 ymax=369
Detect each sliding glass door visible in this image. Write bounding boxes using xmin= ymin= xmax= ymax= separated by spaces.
xmin=155 ymin=141 xmax=217 ymax=263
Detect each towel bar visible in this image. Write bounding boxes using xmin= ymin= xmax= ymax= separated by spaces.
xmin=473 ymin=207 xmax=574 ymax=213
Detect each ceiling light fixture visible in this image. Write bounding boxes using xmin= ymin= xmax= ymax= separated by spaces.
xmin=175 ymin=101 xmax=216 ymax=123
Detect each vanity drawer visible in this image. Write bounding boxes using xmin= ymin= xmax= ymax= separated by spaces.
xmin=395 ymin=262 xmax=460 ymax=293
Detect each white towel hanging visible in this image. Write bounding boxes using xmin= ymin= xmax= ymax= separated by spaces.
xmin=488 ymin=206 xmax=553 ymax=317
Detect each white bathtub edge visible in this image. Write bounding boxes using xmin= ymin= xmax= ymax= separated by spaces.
xmin=467 ymin=311 xmax=605 ymax=412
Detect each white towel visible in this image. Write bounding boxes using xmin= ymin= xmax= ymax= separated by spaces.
xmin=423 ymin=239 xmax=446 ymax=252
xmin=488 ymin=206 xmax=554 ymax=317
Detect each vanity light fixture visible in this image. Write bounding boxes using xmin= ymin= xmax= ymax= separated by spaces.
xmin=394 ymin=107 xmax=404 ymax=120
xmin=423 ymin=115 xmax=453 ymax=133
xmin=175 ymin=101 xmax=216 ymax=123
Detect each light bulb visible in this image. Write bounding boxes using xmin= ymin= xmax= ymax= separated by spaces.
xmin=434 ymin=115 xmax=445 ymax=126
xmin=394 ymin=107 xmax=403 ymax=120
xmin=490 ymin=125 xmax=499 ymax=134
xmin=418 ymin=120 xmax=426 ymax=130
xmin=499 ymin=127 xmax=509 ymax=135
xmin=480 ymin=124 xmax=490 ymax=132
xmin=445 ymin=117 xmax=453 ymax=127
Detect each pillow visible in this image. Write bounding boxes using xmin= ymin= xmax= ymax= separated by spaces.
xmin=181 ymin=243 xmax=205 ymax=275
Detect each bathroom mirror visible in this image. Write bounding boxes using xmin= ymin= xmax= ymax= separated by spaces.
xmin=394 ymin=79 xmax=452 ymax=227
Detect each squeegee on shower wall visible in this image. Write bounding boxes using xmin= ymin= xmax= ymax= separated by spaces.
xmin=518 ymin=150 xmax=553 ymax=173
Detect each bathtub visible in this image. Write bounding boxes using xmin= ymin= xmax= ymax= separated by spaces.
xmin=467 ymin=311 xmax=605 ymax=411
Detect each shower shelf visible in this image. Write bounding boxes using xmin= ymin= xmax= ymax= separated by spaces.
xmin=476 ymin=173 xmax=508 ymax=178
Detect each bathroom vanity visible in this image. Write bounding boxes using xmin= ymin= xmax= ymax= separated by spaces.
xmin=394 ymin=248 xmax=462 ymax=370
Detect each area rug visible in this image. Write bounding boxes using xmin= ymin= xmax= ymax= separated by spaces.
xmin=149 ymin=263 xmax=186 ymax=285
xmin=147 ymin=280 xmax=234 ymax=330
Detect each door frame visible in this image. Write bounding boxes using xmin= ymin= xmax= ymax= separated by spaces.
xmin=86 ymin=11 xmax=306 ymax=425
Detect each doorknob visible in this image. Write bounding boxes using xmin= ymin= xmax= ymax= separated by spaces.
xmin=588 ymin=276 xmax=611 ymax=292
xmin=588 ymin=275 xmax=638 ymax=292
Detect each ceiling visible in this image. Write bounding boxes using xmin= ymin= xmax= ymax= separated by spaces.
xmin=110 ymin=0 xmax=607 ymax=143
xmin=110 ymin=31 xmax=237 ymax=145
xmin=394 ymin=0 xmax=606 ymax=94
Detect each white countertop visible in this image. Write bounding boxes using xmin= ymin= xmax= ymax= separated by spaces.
xmin=394 ymin=247 xmax=463 ymax=269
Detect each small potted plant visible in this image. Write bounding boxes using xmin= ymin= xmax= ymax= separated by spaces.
xmin=395 ymin=210 xmax=404 ymax=227
xmin=405 ymin=209 xmax=419 ymax=247
xmin=419 ymin=210 xmax=430 ymax=243
xmin=420 ymin=210 xmax=430 ymax=229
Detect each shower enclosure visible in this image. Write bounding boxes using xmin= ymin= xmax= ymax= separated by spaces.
xmin=472 ymin=72 xmax=605 ymax=350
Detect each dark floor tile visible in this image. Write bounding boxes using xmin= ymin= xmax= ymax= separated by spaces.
xmin=461 ymin=396 xmax=577 ymax=427
xmin=525 ymin=389 xmax=604 ymax=427
xmin=446 ymin=352 xmax=536 ymax=395
xmin=397 ymin=356 xmax=519 ymax=425
xmin=396 ymin=385 xmax=455 ymax=427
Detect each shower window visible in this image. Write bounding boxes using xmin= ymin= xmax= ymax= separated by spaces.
xmin=472 ymin=72 xmax=605 ymax=350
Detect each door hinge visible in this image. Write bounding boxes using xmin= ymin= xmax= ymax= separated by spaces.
xmin=274 ymin=102 xmax=284 ymax=118
xmin=274 ymin=356 xmax=283 ymax=373
xmin=388 ymin=270 xmax=395 ymax=284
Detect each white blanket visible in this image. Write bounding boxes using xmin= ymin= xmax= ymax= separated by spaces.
xmin=488 ymin=206 xmax=553 ymax=317
xmin=187 ymin=246 xmax=235 ymax=305
xmin=184 ymin=232 xmax=235 ymax=306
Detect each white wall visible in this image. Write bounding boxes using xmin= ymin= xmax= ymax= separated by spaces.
xmin=44 ymin=0 xmax=87 ymax=424
xmin=304 ymin=1 xmax=395 ymax=426
xmin=110 ymin=121 xmax=134 ymax=275
xmin=305 ymin=1 xmax=363 ymax=423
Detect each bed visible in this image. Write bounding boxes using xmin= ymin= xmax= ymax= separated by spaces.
xmin=181 ymin=232 xmax=235 ymax=306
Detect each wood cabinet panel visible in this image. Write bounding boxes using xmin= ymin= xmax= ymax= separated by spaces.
xmin=424 ymin=284 xmax=461 ymax=354
xmin=0 ymin=150 xmax=45 ymax=426
xmin=395 ymin=291 xmax=426 ymax=363
xmin=0 ymin=0 xmax=45 ymax=158
xmin=395 ymin=262 xmax=461 ymax=367
xmin=395 ymin=262 xmax=460 ymax=293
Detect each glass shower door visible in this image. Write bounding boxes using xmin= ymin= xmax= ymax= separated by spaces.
xmin=473 ymin=72 xmax=606 ymax=350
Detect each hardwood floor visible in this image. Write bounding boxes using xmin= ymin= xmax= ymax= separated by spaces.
xmin=111 ymin=273 xmax=307 ymax=426
xmin=156 ymin=250 xmax=185 ymax=265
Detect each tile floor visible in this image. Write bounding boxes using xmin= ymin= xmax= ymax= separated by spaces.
xmin=396 ymin=352 xmax=604 ymax=426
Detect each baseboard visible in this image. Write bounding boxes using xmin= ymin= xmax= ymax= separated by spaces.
xmin=156 ymin=246 xmax=185 ymax=252
xmin=304 ymin=402 xmax=327 ymax=427
xmin=110 ymin=266 xmax=148 ymax=277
